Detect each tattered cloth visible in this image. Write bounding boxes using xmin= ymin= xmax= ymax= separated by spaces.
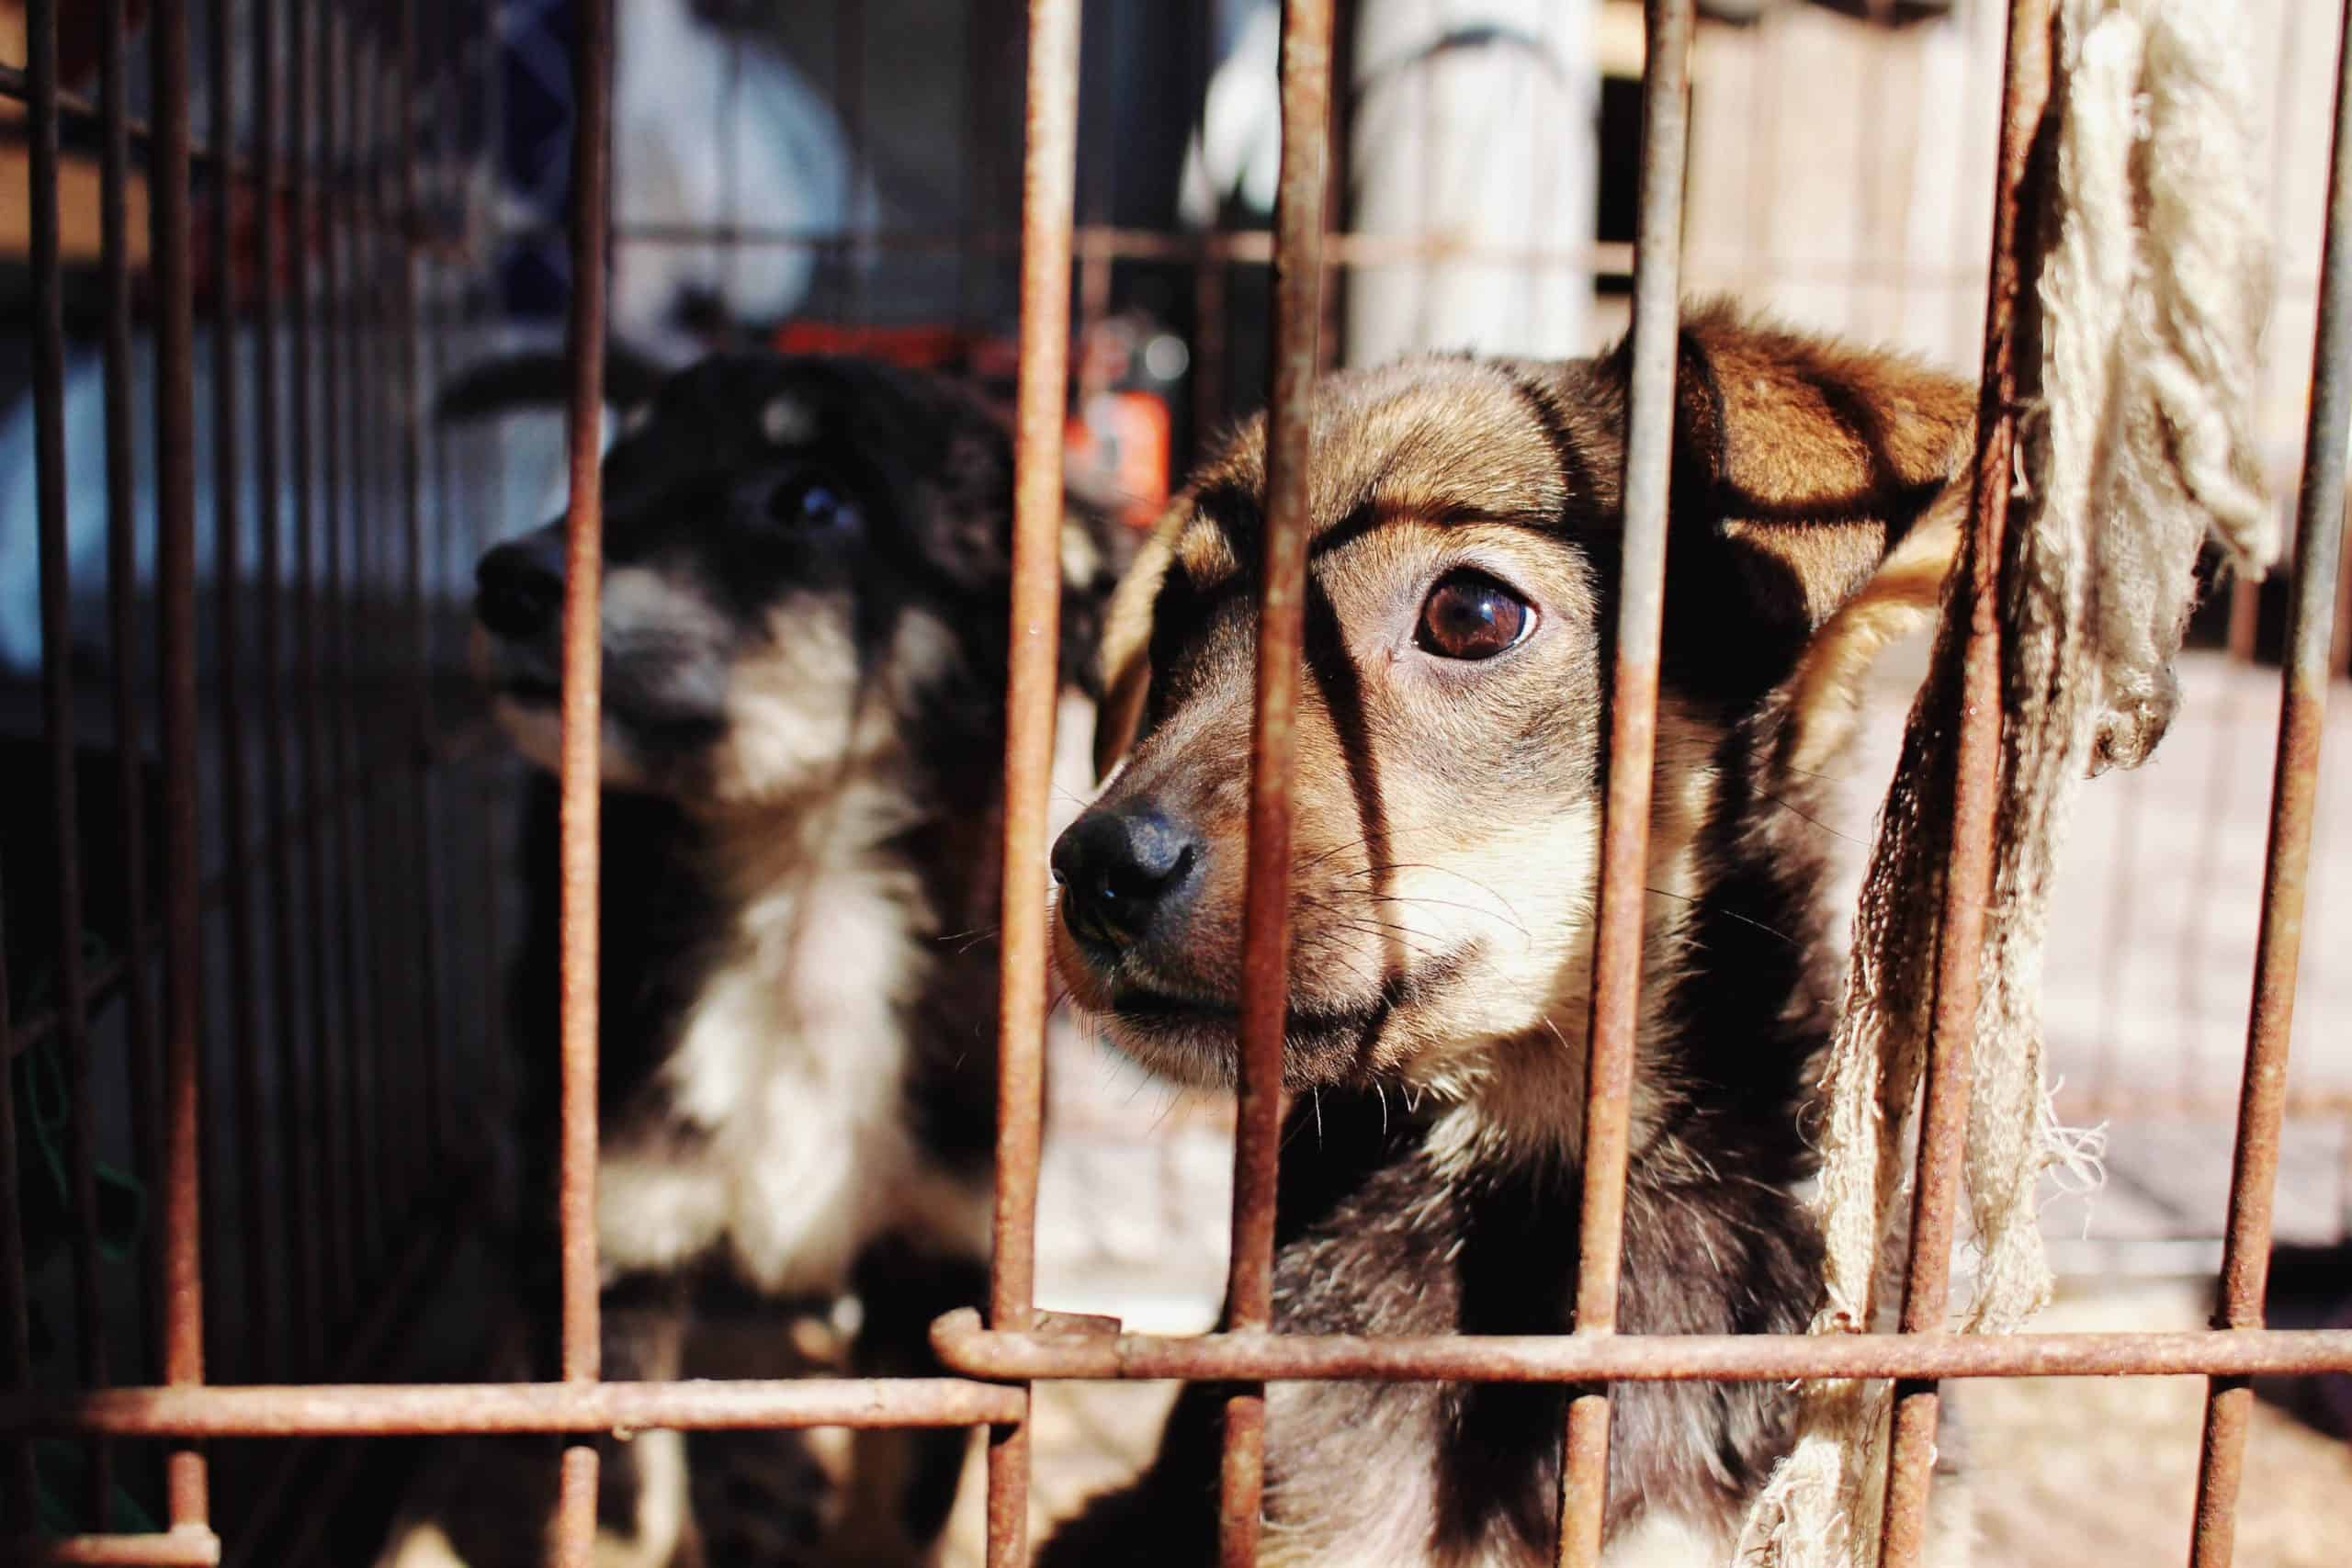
xmin=1735 ymin=1 xmax=2278 ymax=1563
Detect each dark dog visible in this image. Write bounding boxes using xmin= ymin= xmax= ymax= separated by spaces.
xmin=1040 ymin=306 xmax=1974 ymax=1565
xmin=385 ymin=352 xmax=1117 ymax=1568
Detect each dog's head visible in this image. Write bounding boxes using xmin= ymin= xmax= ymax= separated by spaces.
xmin=472 ymin=354 xmax=1118 ymax=807
xmin=1051 ymin=306 xmax=1973 ymax=1102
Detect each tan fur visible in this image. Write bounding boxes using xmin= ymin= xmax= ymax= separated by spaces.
xmin=1049 ymin=307 xmax=1982 ymax=1565
xmin=1781 ymin=496 xmax=1963 ymax=782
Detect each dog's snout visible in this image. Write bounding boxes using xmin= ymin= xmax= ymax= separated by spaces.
xmin=475 ymin=532 xmax=567 ymax=640
xmin=1052 ymin=804 xmax=1198 ymax=953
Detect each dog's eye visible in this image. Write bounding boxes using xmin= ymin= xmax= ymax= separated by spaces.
xmin=768 ymin=479 xmax=859 ymax=534
xmin=1415 ymin=571 xmax=1532 ymax=660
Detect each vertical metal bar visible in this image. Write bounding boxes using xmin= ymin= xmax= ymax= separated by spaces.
xmin=211 ymin=0 xmax=276 ymax=1388
xmin=2189 ymin=4 xmax=2352 ymax=1562
xmin=1220 ymin=6 xmax=1334 ymax=1564
xmin=1074 ymin=1 xmax=1114 ymax=399
xmin=553 ymin=0 xmax=615 ymax=1560
xmin=0 ymin=860 xmax=34 ymax=1527
xmin=344 ymin=8 xmax=391 ymax=1282
xmin=290 ymin=0 xmax=344 ymax=1374
xmin=99 ymin=0 xmax=167 ymax=1401
xmin=361 ymin=15 xmax=416 ymax=1248
xmin=986 ymin=2 xmax=1083 ymax=1562
xmin=836 ymin=0 xmax=868 ymax=323
xmin=397 ymin=0 xmax=444 ymax=1201
xmin=1191 ymin=4 xmax=1226 ymax=453
xmin=956 ymin=0 xmax=984 ymax=333
xmin=2332 ymin=508 xmax=2351 ymax=679
xmin=28 ymin=0 xmax=116 ymax=1524
xmin=1554 ymin=4 xmax=1691 ymax=1562
xmin=1317 ymin=0 xmax=1350 ymax=378
xmin=1878 ymin=4 xmax=2052 ymax=1563
xmin=254 ymin=0 xmax=319 ymax=1387
xmin=423 ymin=0 xmax=461 ymax=1166
xmin=2227 ymin=576 xmax=2260 ymax=662
xmin=356 ymin=11 xmax=398 ymax=1258
xmin=153 ymin=0 xmax=215 ymax=1531
xmin=323 ymin=0 xmax=377 ymax=1305
xmin=472 ymin=0 xmax=509 ymax=1130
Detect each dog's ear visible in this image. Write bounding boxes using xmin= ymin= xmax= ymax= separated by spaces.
xmin=1089 ymin=496 xmax=1184 ymax=782
xmin=433 ymin=342 xmax=672 ymax=424
xmin=1627 ymin=303 xmax=1976 ymax=706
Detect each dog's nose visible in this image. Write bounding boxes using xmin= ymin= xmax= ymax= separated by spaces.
xmin=475 ymin=530 xmax=567 ymax=640
xmin=1052 ymin=804 xmax=1198 ymax=953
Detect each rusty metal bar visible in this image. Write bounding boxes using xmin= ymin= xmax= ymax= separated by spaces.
xmin=421 ymin=0 xmax=463 ymax=1168
xmin=1219 ymin=6 xmax=1335 ymax=1563
xmin=369 ymin=5 xmax=403 ymax=1228
xmin=208 ymin=0 xmax=274 ymax=1390
xmin=0 ymin=1379 xmax=1025 ymax=1439
xmin=347 ymin=10 xmax=395 ymax=1282
xmin=252 ymin=0 xmax=317 ymax=1390
xmin=396 ymin=0 xmax=447 ymax=1201
xmin=555 ymin=0 xmax=616 ymax=1561
xmin=98 ymin=0 xmax=167 ymax=1404
xmin=28 ymin=0 xmax=116 ymax=1525
xmin=929 ymin=1313 xmax=2352 ymax=1384
xmin=367 ymin=12 xmax=424 ymax=1251
xmin=317 ymin=0 xmax=370 ymax=1336
xmin=2335 ymin=512 xmax=2352 ymax=679
xmin=593 ymin=220 xmax=1634 ymax=275
xmin=27 ymin=1532 xmax=222 ymax=1568
xmin=1555 ymin=6 xmax=1691 ymax=1563
xmin=150 ymin=0 xmax=212 ymax=1532
xmin=987 ymin=2 xmax=1084 ymax=1562
xmin=836 ymin=0 xmax=869 ymax=321
xmin=0 ymin=58 xmax=367 ymax=192
xmin=288 ymin=0 xmax=340 ymax=1375
xmin=2227 ymin=575 xmax=2261 ymax=662
xmin=2188 ymin=3 xmax=2352 ymax=1562
xmin=1879 ymin=5 xmax=2052 ymax=1564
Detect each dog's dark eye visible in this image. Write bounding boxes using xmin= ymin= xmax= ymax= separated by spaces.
xmin=1415 ymin=571 xmax=1532 ymax=660
xmin=768 ymin=478 xmax=860 ymax=533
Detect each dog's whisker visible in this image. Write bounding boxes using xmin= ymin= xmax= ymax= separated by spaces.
xmin=1754 ymin=788 xmax=1866 ymax=846
xmin=1642 ymin=884 xmax=1798 ymax=946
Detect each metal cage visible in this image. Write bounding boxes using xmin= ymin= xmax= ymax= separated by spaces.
xmin=0 ymin=1 xmax=2347 ymax=1564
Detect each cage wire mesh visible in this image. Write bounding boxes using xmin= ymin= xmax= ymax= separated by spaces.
xmin=0 ymin=0 xmax=2346 ymax=1564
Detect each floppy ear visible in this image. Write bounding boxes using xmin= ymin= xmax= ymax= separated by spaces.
xmin=1088 ymin=498 xmax=1185 ymax=782
xmin=433 ymin=342 xmax=673 ymax=423
xmin=1644 ymin=302 xmax=1977 ymax=707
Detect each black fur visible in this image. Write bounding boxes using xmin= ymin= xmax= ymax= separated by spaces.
xmin=436 ymin=351 xmax=1121 ymax=1566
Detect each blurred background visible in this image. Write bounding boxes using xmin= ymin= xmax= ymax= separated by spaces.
xmin=0 ymin=0 xmax=2346 ymax=1562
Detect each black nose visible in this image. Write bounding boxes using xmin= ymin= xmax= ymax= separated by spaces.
xmin=475 ymin=530 xmax=567 ymax=640
xmin=1052 ymin=804 xmax=1198 ymax=953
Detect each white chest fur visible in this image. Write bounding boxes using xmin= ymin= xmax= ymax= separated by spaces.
xmin=594 ymin=831 xmax=989 ymax=1294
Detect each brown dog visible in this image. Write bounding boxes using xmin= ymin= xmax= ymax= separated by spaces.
xmin=1040 ymin=305 xmax=1975 ymax=1565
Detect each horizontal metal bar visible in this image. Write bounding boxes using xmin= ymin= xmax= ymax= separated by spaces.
xmin=23 ymin=1530 xmax=221 ymax=1566
xmin=930 ymin=1312 xmax=2352 ymax=1384
xmin=588 ymin=219 xmax=1632 ymax=273
xmin=579 ymin=221 xmax=1998 ymax=289
xmin=0 ymin=61 xmax=473 ymax=207
xmin=0 ymin=1378 xmax=1025 ymax=1438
